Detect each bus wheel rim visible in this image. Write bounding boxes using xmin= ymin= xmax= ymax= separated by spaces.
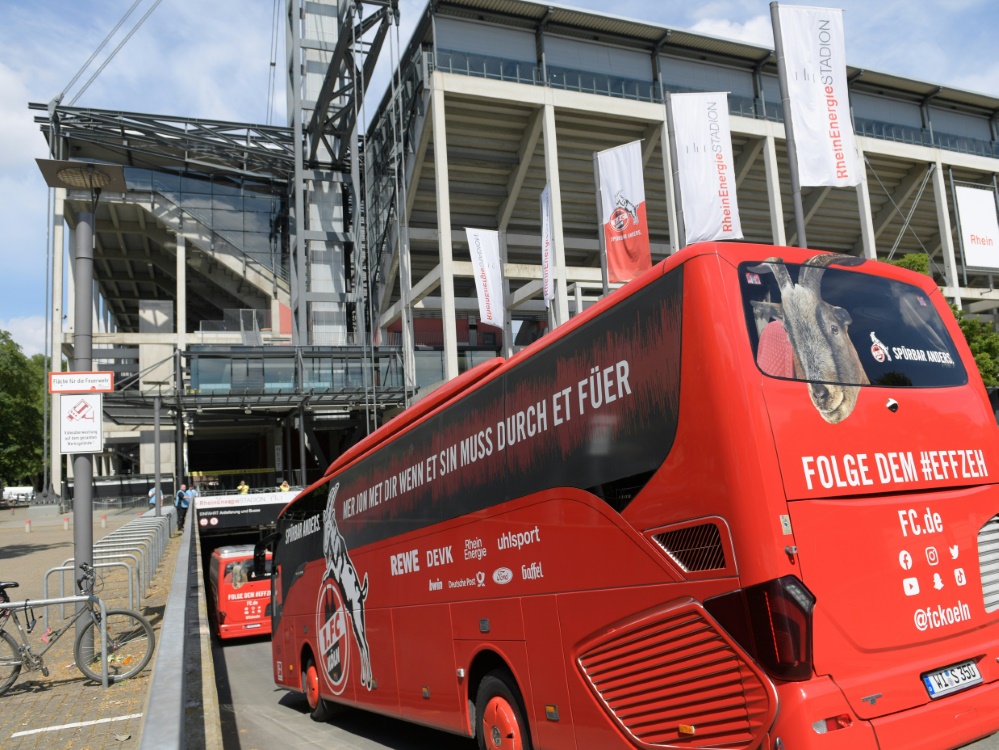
xmin=306 ymin=664 xmax=320 ymax=708
xmin=483 ymin=695 xmax=520 ymax=748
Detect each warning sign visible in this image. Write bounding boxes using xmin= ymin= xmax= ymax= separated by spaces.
xmin=59 ymin=393 xmax=104 ymax=453
xmin=50 ymin=371 xmax=114 ymax=394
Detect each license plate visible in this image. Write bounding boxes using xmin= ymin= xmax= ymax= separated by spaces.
xmin=922 ymin=659 xmax=982 ymax=699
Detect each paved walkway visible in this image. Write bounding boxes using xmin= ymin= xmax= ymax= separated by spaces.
xmin=0 ymin=505 xmax=179 ymax=749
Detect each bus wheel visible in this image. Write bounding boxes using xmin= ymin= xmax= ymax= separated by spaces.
xmin=303 ymin=657 xmax=337 ymax=722
xmin=475 ymin=669 xmax=532 ymax=750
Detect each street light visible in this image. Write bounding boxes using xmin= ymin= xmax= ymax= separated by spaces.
xmin=36 ymin=159 xmax=126 ymax=643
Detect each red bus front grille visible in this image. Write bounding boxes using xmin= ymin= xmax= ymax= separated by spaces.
xmin=577 ymin=600 xmax=776 ymax=748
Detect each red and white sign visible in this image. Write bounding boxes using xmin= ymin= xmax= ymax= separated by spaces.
xmin=596 ymin=141 xmax=652 ymax=283
xmin=670 ymin=92 xmax=744 ymax=245
xmin=955 ymin=185 xmax=999 ymax=270
xmin=49 ymin=371 xmax=114 ymax=394
xmin=776 ymin=5 xmax=861 ymax=187
xmin=465 ymin=228 xmax=505 ymax=328
xmin=540 ymin=183 xmax=555 ymax=302
xmin=59 ymin=393 xmax=104 ymax=453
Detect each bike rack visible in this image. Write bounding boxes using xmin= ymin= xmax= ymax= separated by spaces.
xmin=60 ymin=551 xmax=143 ymax=596
xmin=44 ymin=562 xmax=135 ymax=629
xmin=97 ymin=537 xmax=155 ymax=580
xmin=0 ymin=595 xmax=109 ymax=688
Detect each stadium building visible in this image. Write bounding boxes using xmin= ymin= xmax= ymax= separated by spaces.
xmin=34 ymin=0 xmax=999 ymax=500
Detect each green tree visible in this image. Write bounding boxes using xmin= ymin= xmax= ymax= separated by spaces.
xmin=888 ymin=254 xmax=999 ymax=385
xmin=0 ymin=331 xmax=44 ymax=486
xmin=888 ymin=253 xmax=930 ymax=277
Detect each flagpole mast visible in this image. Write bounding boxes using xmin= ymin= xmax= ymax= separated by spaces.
xmin=770 ymin=1 xmax=808 ymax=248
xmin=664 ymin=92 xmax=687 ymax=250
xmin=593 ymin=152 xmax=610 ymax=297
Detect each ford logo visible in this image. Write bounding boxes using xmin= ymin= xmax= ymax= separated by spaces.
xmin=492 ymin=567 xmax=513 ymax=584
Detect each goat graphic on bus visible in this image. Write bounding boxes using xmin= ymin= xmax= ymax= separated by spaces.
xmin=317 ymin=483 xmax=374 ymax=692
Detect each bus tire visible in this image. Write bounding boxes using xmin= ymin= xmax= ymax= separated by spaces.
xmin=475 ymin=669 xmax=532 ymax=750
xmin=303 ymin=656 xmax=338 ymax=722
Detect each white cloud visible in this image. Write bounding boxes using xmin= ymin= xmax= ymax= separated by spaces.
xmin=0 ymin=316 xmax=46 ymax=357
xmin=689 ymin=15 xmax=773 ymax=48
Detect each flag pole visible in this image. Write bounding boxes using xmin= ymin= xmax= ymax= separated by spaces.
xmin=770 ymin=1 xmax=808 ymax=248
xmin=664 ymin=92 xmax=687 ymax=249
xmin=593 ymin=152 xmax=610 ymax=297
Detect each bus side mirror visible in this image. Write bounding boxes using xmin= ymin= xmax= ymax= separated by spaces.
xmin=254 ymin=531 xmax=280 ymax=578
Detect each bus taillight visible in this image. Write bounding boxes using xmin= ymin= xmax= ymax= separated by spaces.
xmin=705 ymin=576 xmax=816 ymax=682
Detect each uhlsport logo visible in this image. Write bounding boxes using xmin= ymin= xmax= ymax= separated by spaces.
xmin=315 ymin=581 xmax=349 ymax=694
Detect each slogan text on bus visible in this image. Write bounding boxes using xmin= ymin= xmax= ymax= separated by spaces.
xmin=341 ymin=359 xmax=633 ymax=520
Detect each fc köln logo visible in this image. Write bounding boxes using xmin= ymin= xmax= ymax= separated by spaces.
xmin=315 ymin=581 xmax=349 ymax=694
xmin=316 ymin=482 xmax=375 ymax=692
xmin=609 ymin=191 xmax=639 ymax=233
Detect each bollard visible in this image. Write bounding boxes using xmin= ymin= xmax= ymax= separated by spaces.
xmin=101 ymin=515 xmax=107 ymax=529
xmin=63 ymin=517 xmax=69 ymax=531
xmin=25 ymin=519 xmax=30 ymax=533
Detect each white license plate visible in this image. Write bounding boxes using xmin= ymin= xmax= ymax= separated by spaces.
xmin=922 ymin=659 xmax=982 ymax=699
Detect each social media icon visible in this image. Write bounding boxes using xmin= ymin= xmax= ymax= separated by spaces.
xmin=925 ymin=546 xmax=939 ymax=566
xmin=903 ymin=577 xmax=920 ymax=596
xmin=955 ymin=568 xmax=966 ymax=586
xmin=949 ymin=545 xmax=959 ymax=560
xmin=933 ymin=573 xmax=944 ymax=591
xmin=899 ymin=550 xmax=913 ymax=570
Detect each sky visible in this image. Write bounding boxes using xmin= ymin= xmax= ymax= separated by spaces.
xmin=1 ymin=0 xmax=998 ymax=358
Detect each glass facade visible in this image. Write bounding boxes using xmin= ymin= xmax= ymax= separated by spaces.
xmin=189 ymin=349 xmax=405 ymax=395
xmin=123 ymin=168 xmax=289 ymax=281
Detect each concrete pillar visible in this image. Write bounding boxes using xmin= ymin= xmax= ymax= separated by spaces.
xmin=763 ymin=134 xmax=787 ymax=246
xmin=541 ymin=103 xmax=570 ymax=326
xmin=431 ymin=82 xmax=459 ymax=380
xmin=855 ymin=143 xmax=877 ymax=259
xmin=932 ymin=158 xmax=962 ymax=307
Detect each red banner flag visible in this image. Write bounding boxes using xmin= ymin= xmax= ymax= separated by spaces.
xmin=596 ymin=141 xmax=652 ymax=283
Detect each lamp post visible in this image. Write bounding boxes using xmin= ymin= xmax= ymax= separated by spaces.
xmin=36 ymin=159 xmax=126 ymax=643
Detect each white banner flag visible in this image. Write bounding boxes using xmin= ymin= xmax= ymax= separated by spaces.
xmin=955 ymin=185 xmax=999 ymax=270
xmin=777 ymin=5 xmax=861 ymax=187
xmin=596 ymin=140 xmax=652 ymax=283
xmin=465 ymin=228 xmax=505 ymax=328
xmin=540 ymin=184 xmax=555 ymax=302
xmin=670 ymin=92 xmax=744 ymax=245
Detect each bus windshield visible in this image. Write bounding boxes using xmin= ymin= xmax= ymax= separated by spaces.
xmin=740 ymin=259 xmax=966 ymax=388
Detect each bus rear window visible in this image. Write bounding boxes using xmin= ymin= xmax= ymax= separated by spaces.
xmin=740 ymin=258 xmax=966 ymax=388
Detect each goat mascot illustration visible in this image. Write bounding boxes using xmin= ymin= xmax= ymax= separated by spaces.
xmin=750 ymin=253 xmax=868 ymax=424
xmin=322 ymin=483 xmax=374 ymax=690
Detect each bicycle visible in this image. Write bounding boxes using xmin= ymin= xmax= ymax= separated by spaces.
xmin=0 ymin=562 xmax=155 ymax=695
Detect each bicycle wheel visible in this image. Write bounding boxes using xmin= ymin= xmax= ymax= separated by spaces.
xmin=74 ymin=609 xmax=155 ymax=683
xmin=0 ymin=630 xmax=21 ymax=695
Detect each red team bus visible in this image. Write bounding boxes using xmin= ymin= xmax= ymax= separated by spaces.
xmin=260 ymin=242 xmax=999 ymax=749
xmin=209 ymin=545 xmax=272 ymax=640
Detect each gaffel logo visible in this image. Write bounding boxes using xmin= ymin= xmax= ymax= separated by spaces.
xmin=492 ymin=567 xmax=513 ymax=585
